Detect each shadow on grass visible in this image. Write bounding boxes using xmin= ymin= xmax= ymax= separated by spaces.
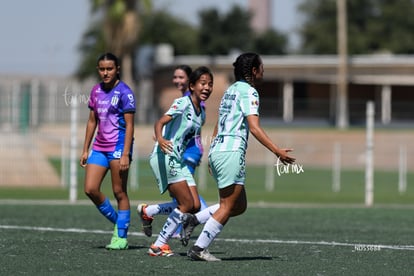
xmin=96 ymin=245 xmax=148 ymax=250
xmin=177 ymin=251 xmax=274 ymax=261
xmin=221 ymin=256 xmax=273 ymax=261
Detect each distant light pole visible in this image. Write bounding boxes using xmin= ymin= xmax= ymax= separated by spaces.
xmin=336 ymin=0 xmax=349 ymax=129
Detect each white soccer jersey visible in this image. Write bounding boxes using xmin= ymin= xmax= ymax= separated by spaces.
xmin=154 ymin=96 xmax=205 ymax=159
xmin=209 ymin=81 xmax=259 ymax=153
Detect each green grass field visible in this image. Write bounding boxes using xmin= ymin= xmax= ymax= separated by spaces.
xmin=1 ymin=158 xmax=413 ymax=205
xmin=1 ymin=159 xmax=413 ymax=275
xmin=1 ymin=203 xmax=413 ymax=275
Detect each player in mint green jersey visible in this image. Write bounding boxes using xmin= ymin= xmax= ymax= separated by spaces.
xmin=186 ymin=53 xmax=296 ymax=261
xmin=146 ymin=66 xmax=214 ymax=257
xmin=137 ymin=65 xmax=208 ymax=241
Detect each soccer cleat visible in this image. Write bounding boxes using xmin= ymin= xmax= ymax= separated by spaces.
xmin=187 ymin=246 xmax=221 ymax=262
xmin=105 ymin=237 xmax=128 ymax=250
xmin=110 ymin=224 xmax=118 ymax=244
xmin=137 ymin=203 xmax=153 ymax=237
xmin=148 ymin=244 xmax=174 ymax=257
xmin=180 ymin=213 xmax=199 ymax=246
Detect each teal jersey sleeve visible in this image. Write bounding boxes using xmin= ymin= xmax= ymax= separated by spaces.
xmin=210 ymin=81 xmax=260 ymax=153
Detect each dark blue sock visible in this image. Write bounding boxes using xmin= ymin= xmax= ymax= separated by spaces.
xmin=97 ymin=198 xmax=118 ymax=224
xmin=117 ymin=210 xmax=130 ymax=238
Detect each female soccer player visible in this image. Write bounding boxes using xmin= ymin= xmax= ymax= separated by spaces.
xmin=186 ymin=53 xmax=295 ymax=261
xmin=137 ymin=65 xmax=207 ymax=241
xmin=173 ymin=65 xmax=206 ymax=174
xmin=146 ymin=66 xmax=213 ymax=257
xmin=80 ymin=53 xmax=135 ymax=250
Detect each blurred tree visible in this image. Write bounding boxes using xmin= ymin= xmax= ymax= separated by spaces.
xmin=76 ymin=22 xmax=107 ymax=80
xmin=198 ymin=6 xmax=253 ymax=55
xmin=76 ymin=0 xmax=152 ymax=85
xmin=76 ymin=2 xmax=290 ymax=81
xmin=254 ymin=29 xmax=288 ymax=55
xmin=198 ymin=5 xmax=288 ymax=55
xmin=299 ymin=0 xmax=414 ymax=54
xmin=139 ymin=11 xmax=198 ymax=55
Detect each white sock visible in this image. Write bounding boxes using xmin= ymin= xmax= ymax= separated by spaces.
xmin=194 ymin=217 xmax=223 ymax=249
xmin=195 ymin=203 xmax=219 ymax=224
xmin=146 ymin=201 xmax=177 ymax=217
xmin=154 ymin=208 xmax=183 ymax=247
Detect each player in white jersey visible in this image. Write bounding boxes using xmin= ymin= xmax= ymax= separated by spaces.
xmin=185 ymin=53 xmax=296 ymax=261
xmin=146 ymin=66 xmax=214 ymax=257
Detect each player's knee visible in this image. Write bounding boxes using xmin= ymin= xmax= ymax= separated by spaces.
xmin=192 ymin=201 xmax=201 ymax=213
xmin=179 ymin=201 xmax=195 ymax=213
xmin=231 ymin=202 xmax=247 ymax=217
xmin=113 ymin=190 xmax=127 ymax=201
xmin=84 ymin=186 xmax=98 ymax=199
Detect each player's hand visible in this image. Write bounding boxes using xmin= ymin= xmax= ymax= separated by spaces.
xmin=80 ymin=153 xmax=88 ymax=168
xmin=158 ymin=138 xmax=173 ymax=154
xmin=276 ymin=148 xmax=295 ymax=165
xmin=119 ymin=155 xmax=130 ymax=171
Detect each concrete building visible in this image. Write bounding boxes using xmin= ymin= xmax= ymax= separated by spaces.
xmin=151 ymin=54 xmax=414 ymax=127
xmin=1 ymin=54 xmax=413 ymax=129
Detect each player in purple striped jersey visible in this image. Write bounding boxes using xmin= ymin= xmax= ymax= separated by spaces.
xmin=80 ymin=53 xmax=135 ymax=250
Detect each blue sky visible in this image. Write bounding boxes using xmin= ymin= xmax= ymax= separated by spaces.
xmin=0 ymin=0 xmax=301 ymax=76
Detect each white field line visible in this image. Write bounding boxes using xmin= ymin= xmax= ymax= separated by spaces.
xmin=1 ymin=224 xmax=414 ymax=251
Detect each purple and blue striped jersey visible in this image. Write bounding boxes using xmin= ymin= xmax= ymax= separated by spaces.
xmin=88 ymin=81 xmax=136 ymax=152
